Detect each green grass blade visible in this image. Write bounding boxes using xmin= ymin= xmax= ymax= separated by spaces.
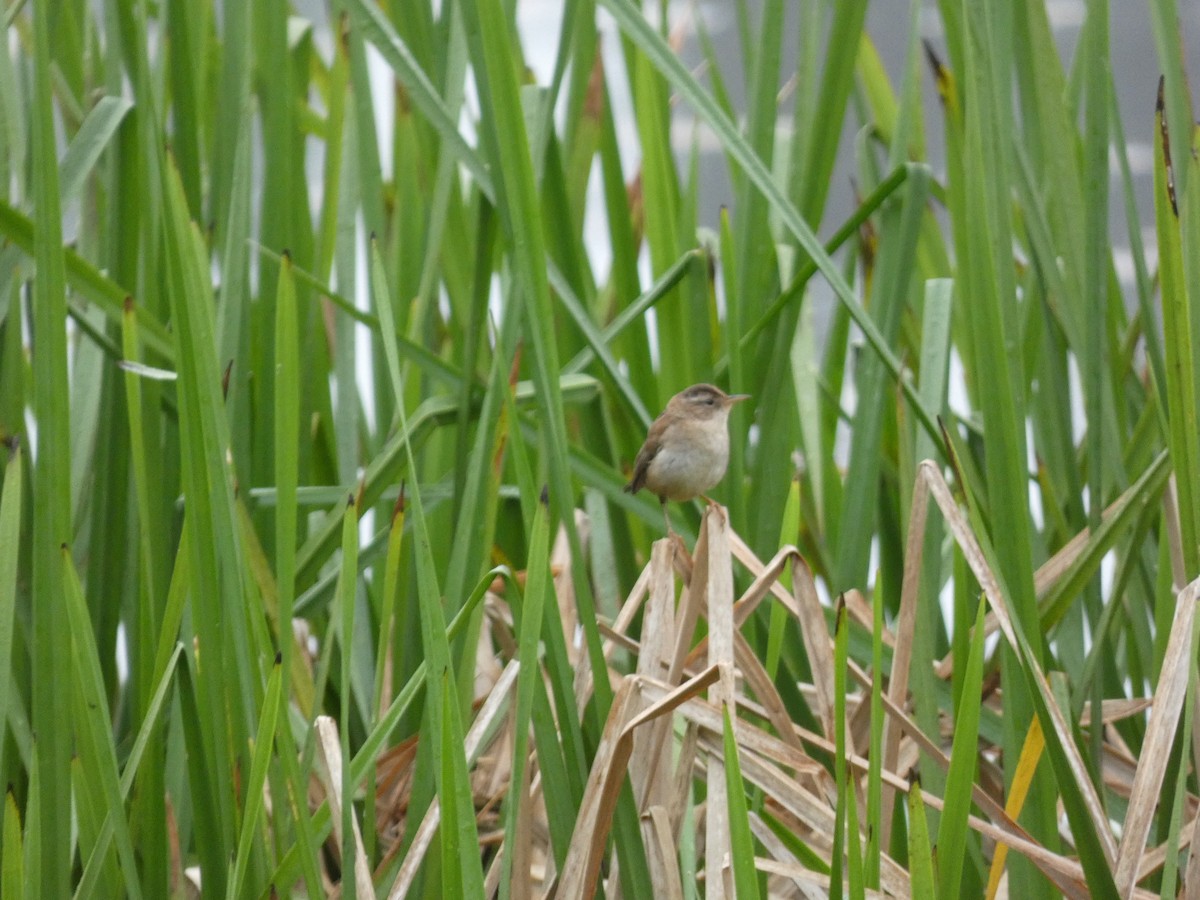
xmin=20 ymin=747 xmax=37 ymax=900
xmin=766 ymin=479 xmax=801 ymax=679
xmin=59 ymin=95 xmax=133 ymax=204
xmin=1155 ymin=83 xmax=1200 ymax=576
xmin=936 ymin=597 xmax=985 ymax=899
xmin=30 ymin=0 xmax=74 ymax=889
xmin=722 ymin=704 xmax=762 ymax=900
xmin=369 ymin=238 xmax=405 ymax=410
xmin=2 ymin=790 xmax=21 ymax=900
xmin=439 ymin=668 xmax=463 ymax=899
xmin=227 ymin=654 xmax=284 ymax=900
xmin=907 ymin=783 xmax=935 ymax=899
xmin=61 ymin=550 xmax=142 ymax=900
xmin=1147 ymin=0 xmax=1194 ymax=194
xmin=161 ymin=146 xmax=249 ymax=892
xmin=0 ymin=440 xmax=21 ymax=779
xmin=273 ymin=254 xmax=299 ymax=684
xmin=73 ymin=644 xmax=184 ymax=898
xmin=866 ymin=576 xmax=885 ymax=888
xmin=336 ymin=496 xmax=359 ymax=899
xmin=500 ymin=495 xmax=551 ymax=897
xmin=832 ymin=601 xmax=849 ymax=899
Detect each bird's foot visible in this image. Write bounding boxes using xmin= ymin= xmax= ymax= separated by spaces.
xmin=699 ymin=495 xmax=728 ymax=523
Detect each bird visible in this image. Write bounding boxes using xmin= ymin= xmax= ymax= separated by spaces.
xmin=623 ymin=383 xmax=750 ymax=533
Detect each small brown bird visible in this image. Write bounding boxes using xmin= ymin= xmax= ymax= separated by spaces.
xmin=624 ymin=383 xmax=750 ymax=532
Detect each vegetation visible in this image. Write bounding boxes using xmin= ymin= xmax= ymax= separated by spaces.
xmin=0 ymin=0 xmax=1198 ymax=896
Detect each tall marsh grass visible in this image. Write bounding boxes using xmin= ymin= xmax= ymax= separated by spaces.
xmin=1 ymin=0 xmax=1198 ymax=896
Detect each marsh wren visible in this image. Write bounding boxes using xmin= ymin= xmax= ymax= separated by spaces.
xmin=624 ymin=383 xmax=750 ymax=532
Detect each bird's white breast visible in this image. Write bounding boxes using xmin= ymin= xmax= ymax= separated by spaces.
xmin=645 ymin=411 xmax=731 ymax=500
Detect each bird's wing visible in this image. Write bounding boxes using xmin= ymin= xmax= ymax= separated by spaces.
xmin=625 ymin=440 xmax=660 ymax=494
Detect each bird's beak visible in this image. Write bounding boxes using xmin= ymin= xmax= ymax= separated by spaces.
xmin=727 ymin=393 xmax=751 ymax=404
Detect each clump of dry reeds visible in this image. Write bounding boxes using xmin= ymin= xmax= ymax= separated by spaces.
xmin=308 ymin=459 xmax=1199 ymax=898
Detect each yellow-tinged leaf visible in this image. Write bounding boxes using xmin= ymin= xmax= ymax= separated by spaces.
xmin=986 ymin=717 xmax=1045 ymax=900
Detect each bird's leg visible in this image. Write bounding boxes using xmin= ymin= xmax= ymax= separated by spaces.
xmin=661 ymin=497 xmax=693 ymax=572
